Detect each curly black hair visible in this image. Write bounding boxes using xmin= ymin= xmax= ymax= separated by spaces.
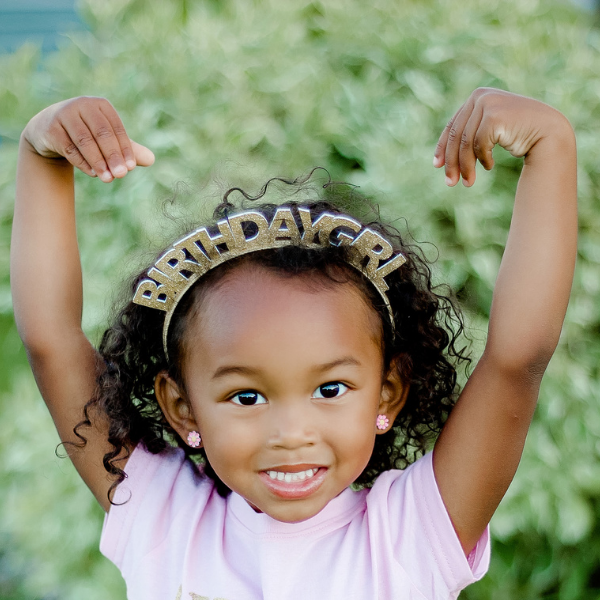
xmin=74 ymin=171 xmax=470 ymax=503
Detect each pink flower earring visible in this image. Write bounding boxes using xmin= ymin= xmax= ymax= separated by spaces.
xmin=376 ymin=415 xmax=389 ymax=430
xmin=187 ymin=431 xmax=201 ymax=448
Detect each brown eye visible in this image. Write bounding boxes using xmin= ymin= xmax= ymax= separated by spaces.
xmin=230 ymin=391 xmax=267 ymax=406
xmin=313 ymin=383 xmax=348 ymax=399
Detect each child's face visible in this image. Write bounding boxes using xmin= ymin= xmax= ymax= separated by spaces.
xmin=161 ymin=264 xmax=405 ymax=523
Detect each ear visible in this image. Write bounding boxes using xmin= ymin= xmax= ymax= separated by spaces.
xmin=376 ymin=359 xmax=410 ymax=434
xmin=155 ymin=371 xmax=201 ymax=446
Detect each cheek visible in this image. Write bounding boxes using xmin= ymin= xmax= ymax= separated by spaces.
xmin=335 ymin=409 xmax=376 ymax=442
xmin=330 ymin=394 xmax=380 ymax=466
xmin=198 ymin=414 xmax=260 ymax=473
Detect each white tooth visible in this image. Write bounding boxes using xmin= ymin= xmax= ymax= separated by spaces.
xmin=267 ymin=469 xmax=320 ymax=482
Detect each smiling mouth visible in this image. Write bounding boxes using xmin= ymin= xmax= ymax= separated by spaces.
xmin=266 ymin=468 xmax=319 ymax=483
xmin=259 ymin=466 xmax=327 ymax=499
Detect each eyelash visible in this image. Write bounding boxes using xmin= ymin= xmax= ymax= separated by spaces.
xmin=229 ymin=391 xmax=267 ymax=406
xmin=228 ymin=382 xmax=350 ymax=405
xmin=312 ymin=382 xmax=349 ymax=399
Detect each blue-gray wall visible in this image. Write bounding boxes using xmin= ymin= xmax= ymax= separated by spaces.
xmin=0 ymin=0 xmax=84 ymax=53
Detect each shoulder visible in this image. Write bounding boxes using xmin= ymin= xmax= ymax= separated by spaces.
xmin=367 ymin=450 xmax=434 ymax=501
xmin=101 ymin=443 xmax=217 ymax=569
xmin=364 ymin=451 xmax=440 ymax=545
xmin=366 ymin=452 xmax=458 ymax=540
xmin=365 ymin=452 xmax=491 ymax=594
xmin=114 ymin=442 xmax=207 ymax=502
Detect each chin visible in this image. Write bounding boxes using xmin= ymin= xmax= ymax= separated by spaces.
xmin=264 ymin=499 xmax=327 ymax=523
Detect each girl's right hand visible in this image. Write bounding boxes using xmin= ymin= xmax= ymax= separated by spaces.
xmin=22 ymin=96 xmax=155 ymax=183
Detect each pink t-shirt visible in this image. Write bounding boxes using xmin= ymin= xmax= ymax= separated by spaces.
xmin=101 ymin=445 xmax=490 ymax=600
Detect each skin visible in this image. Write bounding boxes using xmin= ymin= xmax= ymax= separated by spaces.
xmin=11 ymin=88 xmax=577 ymax=556
xmin=155 ymin=266 xmax=406 ymax=523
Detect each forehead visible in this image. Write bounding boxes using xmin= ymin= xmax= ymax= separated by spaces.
xmin=181 ymin=263 xmax=383 ymax=377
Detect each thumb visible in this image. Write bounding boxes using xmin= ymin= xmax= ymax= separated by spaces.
xmin=131 ymin=141 xmax=155 ymax=167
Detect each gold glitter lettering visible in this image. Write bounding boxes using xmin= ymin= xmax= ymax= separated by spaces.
xmin=268 ymin=207 xmax=301 ymax=244
xmin=174 ymin=232 xmax=213 ymax=269
xmin=133 ymin=266 xmax=180 ymax=311
xmin=297 ymin=207 xmax=320 ymax=246
xmin=156 ymin=248 xmax=210 ymax=283
xmin=132 ymin=279 xmax=168 ymax=311
xmin=195 ymin=220 xmax=237 ymax=260
xmin=350 ymin=228 xmax=394 ymax=277
xmin=315 ymin=214 xmax=361 ymax=246
xmin=373 ymin=253 xmax=407 ymax=291
xmin=133 ymin=206 xmax=405 ymax=358
xmin=228 ymin=210 xmax=270 ymax=251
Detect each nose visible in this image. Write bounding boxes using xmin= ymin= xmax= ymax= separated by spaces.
xmin=266 ymin=401 xmax=318 ymax=450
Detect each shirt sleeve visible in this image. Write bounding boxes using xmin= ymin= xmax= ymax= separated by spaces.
xmin=367 ymin=451 xmax=490 ymax=598
xmin=99 ymin=443 xmax=213 ymax=576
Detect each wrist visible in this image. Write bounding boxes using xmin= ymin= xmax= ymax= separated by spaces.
xmin=19 ymin=131 xmax=70 ymax=166
xmin=20 ymin=110 xmax=62 ymax=159
xmin=526 ymin=110 xmax=576 ymax=162
xmin=19 ymin=131 xmax=36 ymax=152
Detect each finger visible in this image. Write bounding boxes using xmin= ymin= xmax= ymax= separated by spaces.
xmin=434 ymin=104 xmax=464 ymax=168
xmin=457 ymin=102 xmax=484 ymax=187
xmin=54 ymin=123 xmax=97 ymax=177
xmin=131 ymin=141 xmax=155 ymax=167
xmin=473 ymin=114 xmax=495 ymax=171
xmin=443 ymin=102 xmax=475 ymax=186
xmin=434 ymin=119 xmax=454 ymax=168
xmin=78 ymin=107 xmax=129 ymax=180
xmin=99 ymin=101 xmax=137 ymax=172
xmin=59 ymin=114 xmax=112 ymax=182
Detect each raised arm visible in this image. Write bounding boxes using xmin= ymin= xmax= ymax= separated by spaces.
xmin=431 ymin=88 xmax=577 ymax=553
xmin=11 ymin=97 xmax=154 ymax=510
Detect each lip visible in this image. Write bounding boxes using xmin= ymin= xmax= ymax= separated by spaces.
xmin=259 ymin=466 xmax=328 ymax=499
xmin=263 ymin=463 xmax=321 ymax=473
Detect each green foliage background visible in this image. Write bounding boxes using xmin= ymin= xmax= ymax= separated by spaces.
xmin=1 ymin=0 xmax=599 ymax=598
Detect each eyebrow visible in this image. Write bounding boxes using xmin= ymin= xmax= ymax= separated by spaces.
xmin=211 ymin=357 xmax=362 ymax=381
xmin=211 ymin=365 xmax=260 ymax=380
xmin=312 ymin=357 xmax=362 ymax=373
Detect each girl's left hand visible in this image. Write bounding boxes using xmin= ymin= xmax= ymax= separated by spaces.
xmin=433 ymin=87 xmax=565 ymax=187
xmin=432 ymin=87 xmax=576 ymax=556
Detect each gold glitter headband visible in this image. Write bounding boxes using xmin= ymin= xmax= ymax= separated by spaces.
xmin=132 ymin=206 xmax=406 ymax=358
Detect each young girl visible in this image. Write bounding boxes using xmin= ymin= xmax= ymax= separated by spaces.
xmin=11 ymin=89 xmax=577 ymax=599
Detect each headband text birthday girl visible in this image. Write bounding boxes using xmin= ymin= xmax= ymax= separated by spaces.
xmin=132 ymin=206 xmax=406 ymax=358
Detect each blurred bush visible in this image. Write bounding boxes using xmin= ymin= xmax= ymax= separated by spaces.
xmin=0 ymin=0 xmax=599 ymax=598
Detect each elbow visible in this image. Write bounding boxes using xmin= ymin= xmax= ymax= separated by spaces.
xmin=22 ymin=340 xmax=57 ymax=367
xmin=16 ymin=321 xmax=59 ymax=360
xmin=18 ymin=324 xmax=88 ymax=368
xmin=482 ymin=340 xmax=556 ymax=383
xmin=484 ymin=321 xmax=563 ymax=380
xmin=20 ymin=335 xmax=63 ymax=373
